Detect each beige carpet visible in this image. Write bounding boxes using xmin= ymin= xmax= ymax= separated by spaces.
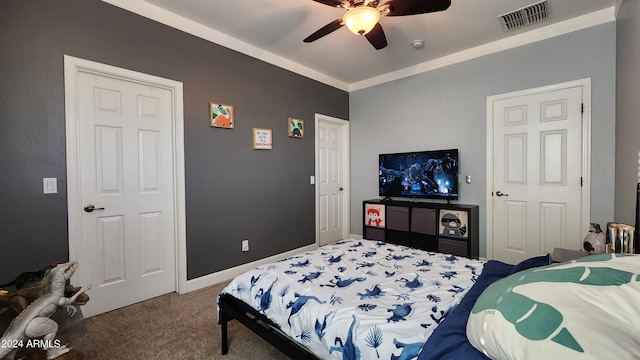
xmin=85 ymin=281 xmax=290 ymax=360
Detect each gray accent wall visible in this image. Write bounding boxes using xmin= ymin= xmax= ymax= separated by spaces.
xmin=616 ymin=0 xmax=640 ymax=225
xmin=0 ymin=0 xmax=348 ymax=281
xmin=349 ymin=23 xmax=617 ymax=258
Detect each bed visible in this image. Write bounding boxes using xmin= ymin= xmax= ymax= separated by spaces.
xmin=218 ymin=239 xmax=640 ymax=359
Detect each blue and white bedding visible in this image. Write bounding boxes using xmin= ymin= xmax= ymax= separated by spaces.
xmin=219 ymin=239 xmax=484 ymax=360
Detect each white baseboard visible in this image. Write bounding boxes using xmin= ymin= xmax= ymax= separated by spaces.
xmin=183 ymin=243 xmax=318 ymax=293
xmin=183 ymin=237 xmax=366 ymax=293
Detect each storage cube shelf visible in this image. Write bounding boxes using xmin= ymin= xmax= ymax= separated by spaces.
xmin=363 ymin=199 xmax=479 ymax=259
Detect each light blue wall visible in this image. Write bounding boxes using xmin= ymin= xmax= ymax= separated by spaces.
xmin=349 ymin=22 xmax=617 ymax=258
xmin=616 ymin=0 xmax=640 ymax=224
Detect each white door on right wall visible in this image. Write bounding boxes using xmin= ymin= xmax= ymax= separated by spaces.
xmin=488 ymin=81 xmax=590 ymax=264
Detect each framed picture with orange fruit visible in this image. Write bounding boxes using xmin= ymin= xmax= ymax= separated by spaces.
xmin=210 ymin=102 xmax=234 ymax=129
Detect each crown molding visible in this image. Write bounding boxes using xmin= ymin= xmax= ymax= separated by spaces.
xmin=102 ymin=0 xmax=350 ymax=91
xmin=102 ymin=1 xmax=616 ymax=93
xmin=349 ymin=6 xmax=617 ymax=91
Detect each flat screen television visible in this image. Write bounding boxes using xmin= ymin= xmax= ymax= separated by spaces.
xmin=379 ymin=149 xmax=459 ymax=200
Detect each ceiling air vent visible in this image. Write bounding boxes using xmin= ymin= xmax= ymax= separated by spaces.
xmin=499 ymin=0 xmax=549 ymax=32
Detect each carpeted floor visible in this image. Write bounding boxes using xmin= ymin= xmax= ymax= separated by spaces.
xmin=85 ymin=281 xmax=290 ymax=360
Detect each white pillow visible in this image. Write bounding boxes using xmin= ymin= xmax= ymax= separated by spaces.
xmin=466 ymin=254 xmax=640 ymax=360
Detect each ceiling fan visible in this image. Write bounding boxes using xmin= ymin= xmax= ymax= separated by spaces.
xmin=303 ymin=0 xmax=451 ymax=50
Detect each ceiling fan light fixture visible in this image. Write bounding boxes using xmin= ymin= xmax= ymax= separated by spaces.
xmin=343 ymin=7 xmax=380 ymax=36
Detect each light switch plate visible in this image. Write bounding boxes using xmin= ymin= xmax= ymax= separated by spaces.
xmin=43 ymin=178 xmax=57 ymax=194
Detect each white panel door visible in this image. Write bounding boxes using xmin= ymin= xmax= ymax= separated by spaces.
xmin=317 ymin=118 xmax=348 ymax=246
xmin=77 ymin=71 xmax=176 ymax=316
xmin=492 ymin=85 xmax=584 ymax=264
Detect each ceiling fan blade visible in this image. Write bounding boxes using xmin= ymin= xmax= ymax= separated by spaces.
xmin=381 ymin=0 xmax=451 ymax=16
xmin=304 ymin=19 xmax=344 ymax=43
xmin=364 ymin=23 xmax=387 ymax=50
xmin=311 ymin=0 xmax=344 ymax=7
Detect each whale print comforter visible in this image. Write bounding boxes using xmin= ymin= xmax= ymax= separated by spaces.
xmin=219 ymin=239 xmax=484 ymax=360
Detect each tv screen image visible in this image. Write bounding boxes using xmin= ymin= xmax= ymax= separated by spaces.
xmin=379 ymin=149 xmax=458 ymax=200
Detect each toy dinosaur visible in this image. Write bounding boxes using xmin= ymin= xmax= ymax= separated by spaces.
xmin=0 ymin=264 xmax=55 ymax=291
xmin=0 ymin=261 xmax=91 ymax=360
xmin=0 ymin=264 xmax=89 ymax=317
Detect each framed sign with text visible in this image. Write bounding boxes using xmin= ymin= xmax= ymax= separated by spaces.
xmin=253 ymin=128 xmax=272 ymax=150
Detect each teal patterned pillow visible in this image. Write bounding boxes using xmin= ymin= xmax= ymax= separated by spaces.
xmin=466 ymin=254 xmax=640 ymax=360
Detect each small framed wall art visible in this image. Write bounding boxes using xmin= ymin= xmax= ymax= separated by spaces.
xmin=253 ymin=128 xmax=272 ymax=150
xmin=288 ymin=117 xmax=304 ymax=138
xmin=210 ymin=102 xmax=234 ymax=129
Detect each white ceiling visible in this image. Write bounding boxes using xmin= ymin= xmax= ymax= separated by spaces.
xmin=104 ymin=0 xmax=620 ymax=91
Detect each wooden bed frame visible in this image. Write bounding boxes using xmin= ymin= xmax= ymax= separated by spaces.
xmin=219 ymin=293 xmax=321 ymax=359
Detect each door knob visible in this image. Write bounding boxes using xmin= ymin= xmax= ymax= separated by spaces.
xmin=84 ymin=204 xmax=105 ymax=212
xmin=495 ymin=191 xmax=509 ymax=197
xmin=339 ymin=187 xmax=344 ymax=191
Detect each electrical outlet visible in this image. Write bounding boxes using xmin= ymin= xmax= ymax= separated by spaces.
xmin=242 ymin=239 xmax=249 ymax=252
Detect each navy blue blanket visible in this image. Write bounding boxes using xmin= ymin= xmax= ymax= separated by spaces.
xmin=418 ymin=254 xmax=552 ymax=360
